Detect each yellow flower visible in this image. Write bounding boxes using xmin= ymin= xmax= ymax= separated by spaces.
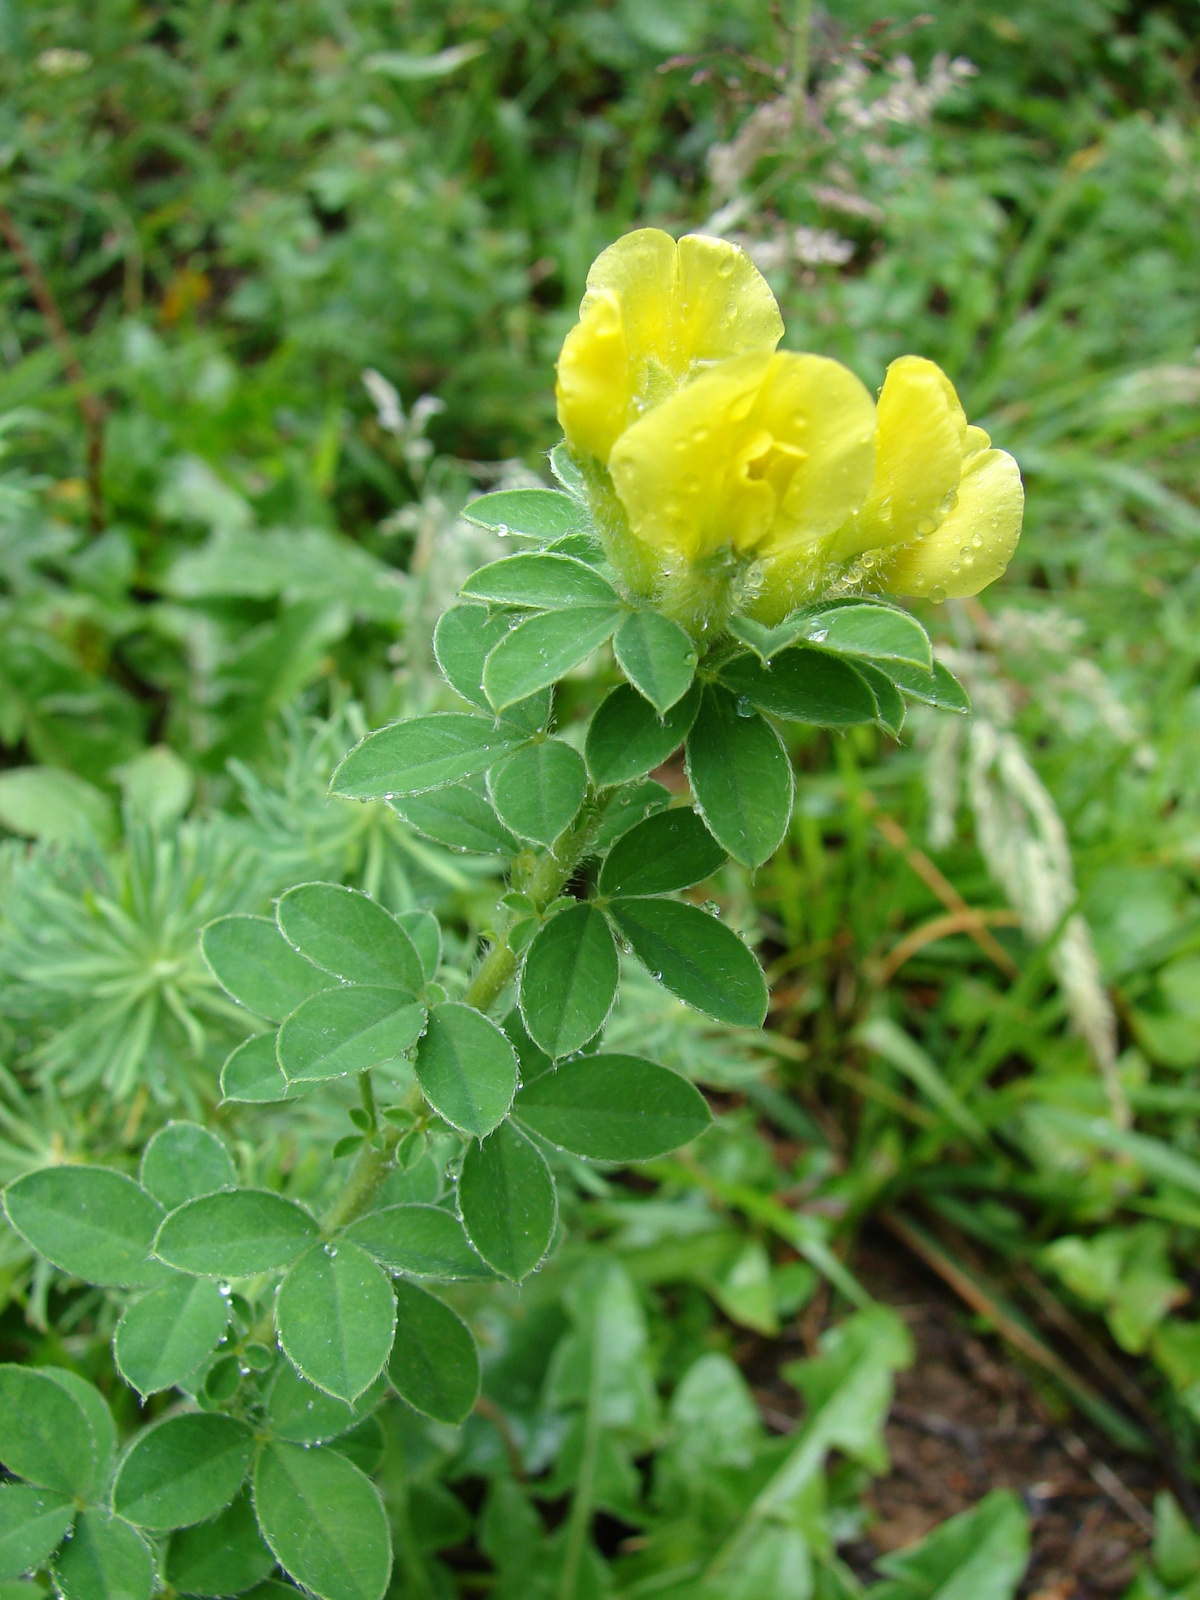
xmin=555 ymin=228 xmax=784 ymax=464
xmin=825 ymin=354 xmax=1025 ymax=602
xmin=608 ymin=349 xmax=876 ymax=567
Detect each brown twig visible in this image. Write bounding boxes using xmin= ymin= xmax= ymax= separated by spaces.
xmin=859 ymin=792 xmax=1020 ymax=978
xmin=878 ymin=907 xmax=1023 ymax=984
xmin=0 ymin=203 xmax=105 ymax=531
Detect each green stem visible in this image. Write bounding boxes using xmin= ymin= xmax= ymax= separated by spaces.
xmin=322 ymin=1126 xmax=400 ymax=1236
xmin=557 ymin=1337 xmax=605 ymax=1600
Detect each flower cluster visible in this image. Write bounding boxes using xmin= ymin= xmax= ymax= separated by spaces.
xmin=555 ymin=229 xmax=1022 ymax=628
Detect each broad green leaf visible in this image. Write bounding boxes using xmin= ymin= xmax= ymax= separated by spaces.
xmin=685 ymin=684 xmax=793 ymax=867
xmin=391 ymin=780 xmax=519 ymax=855
xmin=405 ymin=1480 xmax=472 ymax=1553
xmin=266 ymin=1366 xmax=388 ymax=1446
xmin=726 ymin=612 xmax=812 ymax=662
xmin=328 ymin=1417 xmax=385 ymax=1477
xmin=458 ymin=1121 xmax=557 ymax=1281
xmin=50 ymin=1511 xmax=154 ymax=1600
xmin=277 ymin=989 xmax=426 ymax=1083
xmin=253 ymin=1442 xmax=391 ymax=1600
xmin=433 ymin=604 xmax=517 ymax=708
xmin=721 ymin=1526 xmax=811 ymax=1600
xmin=608 ymin=897 xmax=768 ymax=1028
xmin=113 ymin=1413 xmax=253 ymax=1531
xmin=593 ymin=780 xmax=672 ymax=849
xmin=165 ymin=1487 xmax=276 ymax=1598
xmin=0 ymin=1485 xmax=73 ymax=1582
xmin=488 ymin=739 xmax=586 ymax=845
xmin=545 ymin=532 xmax=605 ymax=563
xmin=514 ymin=1054 xmax=711 ymax=1161
xmin=519 ymin=904 xmax=618 ymax=1059
xmin=276 ymin=884 xmax=423 ymax=994
xmin=345 ymin=1204 xmax=494 ymax=1281
xmin=461 ymin=487 xmax=586 ymax=540
xmin=220 ymin=1033 xmax=308 ymax=1104
xmin=856 ymin=660 xmax=907 ymax=736
xmin=586 ymin=682 xmax=700 ymax=788
xmin=415 ymin=1004 xmax=517 ymax=1136
xmin=201 ymin=916 xmax=330 ymax=1022
xmin=598 ymin=806 xmax=725 ymax=898
xmin=612 ymin=611 xmax=697 ymax=713
xmin=389 ymin=1281 xmax=480 ymax=1424
xmin=114 ymin=1275 xmax=231 ymax=1397
xmin=277 ymin=1242 xmax=396 ymax=1403
xmin=395 ymin=910 xmax=442 ymax=982
xmin=869 ymin=1489 xmax=1029 ymax=1600
xmin=483 ymin=606 xmax=621 ymax=710
xmin=330 ymin=714 xmax=525 ymax=801
xmin=462 ymin=552 xmax=618 ymax=609
xmin=0 ymin=1368 xmax=98 ymax=1496
xmin=805 ymin=602 xmax=932 ymax=668
xmin=154 ymin=1190 xmax=319 ymax=1277
xmin=720 ymin=647 xmax=878 ymax=726
xmin=887 ymin=657 xmax=972 ymax=713
xmin=39 ymin=1371 xmax=115 ymax=1484
xmin=3 ymin=1167 xmax=165 ymax=1289
xmin=140 ymin=1123 xmax=237 ymax=1211
xmin=0 ymin=767 xmax=115 ymax=846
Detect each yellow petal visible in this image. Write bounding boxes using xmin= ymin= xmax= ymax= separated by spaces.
xmin=555 ymin=229 xmax=783 ymax=464
xmin=829 ymin=355 xmax=966 ymax=562
xmin=555 ymin=289 xmax=630 ymax=463
xmin=608 ymin=350 xmax=875 ymax=568
xmin=881 ymin=446 xmax=1024 ymax=600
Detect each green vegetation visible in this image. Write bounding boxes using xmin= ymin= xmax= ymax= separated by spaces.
xmin=0 ymin=1 xmax=1198 ymax=1596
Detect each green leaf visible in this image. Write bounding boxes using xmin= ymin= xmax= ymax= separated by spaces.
xmin=460 ymin=487 xmax=586 ymax=540
xmin=201 ymin=916 xmax=330 ymax=1022
xmin=389 ymin=1281 xmax=480 ymax=1424
xmin=391 ymin=779 xmax=519 ymax=855
xmin=165 ymin=1487 xmax=277 ymax=1598
xmin=488 ymin=739 xmax=587 ymax=846
xmin=327 ymin=1417 xmax=385 ymax=1477
xmin=806 ymin=602 xmax=932 ymax=668
xmin=608 ymin=897 xmax=768 ymax=1027
xmin=395 ymin=911 xmax=442 ymax=982
xmin=266 ymin=1366 xmax=388 ymax=1446
xmin=856 ymin=660 xmax=907 ymax=736
xmin=0 ymin=767 xmax=115 ymax=846
xmin=720 ymin=647 xmax=879 ymax=726
xmin=277 ymin=988 xmax=426 ymax=1083
xmin=40 ymin=1372 xmax=115 ymax=1485
xmin=598 ymin=806 xmax=725 ymax=897
xmin=114 ymin=1275 xmax=231 ymax=1397
xmin=154 ymin=1190 xmax=319 ymax=1277
xmin=140 ymin=1123 xmax=237 ymax=1211
xmin=586 ymin=682 xmax=700 ymax=788
xmin=462 ymin=552 xmax=618 ymax=609
xmin=886 ymin=657 xmax=972 ymax=713
xmin=220 ymin=1033 xmax=308 ymax=1104
xmin=344 ymin=1204 xmax=494 ymax=1281
xmin=593 ymin=780 xmax=672 ymax=849
xmin=113 ymin=1413 xmax=253 ymax=1531
xmin=483 ymin=606 xmax=621 ymax=710
xmin=433 ymin=604 xmax=517 ymax=708
xmin=612 ymin=611 xmax=697 ymax=713
xmin=519 ymin=903 xmax=618 ymax=1059
xmin=253 ymin=1442 xmax=391 ymax=1600
xmin=277 ymin=1242 xmax=396 ymax=1403
xmin=415 ymin=1003 xmax=517 ymax=1137
xmin=545 ymin=532 xmax=604 ymax=563
xmin=869 ymin=1489 xmax=1029 ymax=1600
xmin=515 ymin=1054 xmax=711 ymax=1161
xmin=726 ymin=612 xmax=812 ymax=662
xmin=3 ymin=1167 xmax=165 ymax=1289
xmin=50 ymin=1511 xmax=154 ymax=1600
xmin=0 ymin=1485 xmax=73 ymax=1582
xmin=276 ymin=884 xmax=424 ymax=994
xmin=458 ymin=1121 xmax=557 ymax=1281
xmin=685 ymin=684 xmax=793 ymax=867
xmin=330 ymin=714 xmax=526 ymax=801
xmin=0 ymin=1366 xmax=98 ymax=1498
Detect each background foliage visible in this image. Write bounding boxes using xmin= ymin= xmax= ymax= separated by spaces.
xmin=0 ymin=1 xmax=1198 ymax=1596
